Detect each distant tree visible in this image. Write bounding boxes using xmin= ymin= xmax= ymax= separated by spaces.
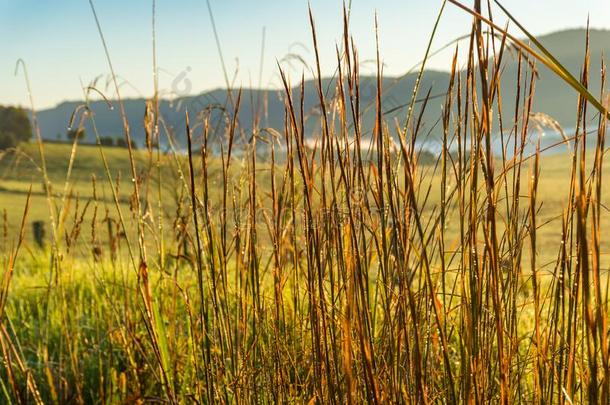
xmin=0 ymin=106 xmax=31 ymax=149
xmin=115 ymin=137 xmax=137 ymax=149
xmin=99 ymin=136 xmax=114 ymax=146
xmin=67 ymin=128 xmax=86 ymax=141
xmin=417 ymin=150 xmax=437 ymax=166
xmin=0 ymin=132 xmax=16 ymax=150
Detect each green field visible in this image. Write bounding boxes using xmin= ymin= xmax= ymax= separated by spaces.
xmin=1 ymin=134 xmax=609 ymax=403
xmin=2 ymin=141 xmax=608 ymax=265
xmin=2 ymin=1 xmax=610 ymax=401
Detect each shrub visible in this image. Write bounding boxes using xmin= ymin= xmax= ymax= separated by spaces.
xmin=0 ymin=131 xmax=17 ymax=150
xmin=67 ymin=128 xmax=86 ymax=141
xmin=115 ymin=137 xmax=137 ymax=149
xmin=0 ymin=105 xmax=31 ymax=149
xmin=99 ymin=136 xmax=115 ymax=146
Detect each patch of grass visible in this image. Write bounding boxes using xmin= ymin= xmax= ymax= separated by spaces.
xmin=2 ymin=1 xmax=610 ymax=404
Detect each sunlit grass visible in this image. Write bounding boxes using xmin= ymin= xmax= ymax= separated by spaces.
xmin=2 ymin=1 xmax=610 ymax=403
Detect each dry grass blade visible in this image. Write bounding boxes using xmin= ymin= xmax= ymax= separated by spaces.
xmin=2 ymin=2 xmax=610 ymax=404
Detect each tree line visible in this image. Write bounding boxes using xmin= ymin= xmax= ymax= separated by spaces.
xmin=0 ymin=105 xmax=136 ymax=150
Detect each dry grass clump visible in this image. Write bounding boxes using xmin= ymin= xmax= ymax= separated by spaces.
xmin=1 ymin=1 xmax=610 ymax=403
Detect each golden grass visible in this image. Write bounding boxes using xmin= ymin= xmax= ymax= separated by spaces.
xmin=2 ymin=1 xmax=610 ymax=403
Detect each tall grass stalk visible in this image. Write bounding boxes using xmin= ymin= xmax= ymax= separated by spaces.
xmin=1 ymin=1 xmax=610 ymax=403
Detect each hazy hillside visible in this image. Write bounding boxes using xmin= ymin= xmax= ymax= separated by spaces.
xmin=498 ymin=28 xmax=609 ymax=130
xmin=33 ymin=28 xmax=609 ymax=148
xmin=34 ymin=72 xmax=451 ymax=148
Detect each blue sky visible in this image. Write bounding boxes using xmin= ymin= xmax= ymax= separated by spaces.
xmin=1 ymin=0 xmax=609 ymax=109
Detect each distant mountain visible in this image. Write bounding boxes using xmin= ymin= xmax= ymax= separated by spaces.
xmin=497 ymin=28 xmax=610 ymax=129
xmin=33 ymin=28 xmax=610 ymax=148
xmin=35 ymin=72 xmax=452 ymax=148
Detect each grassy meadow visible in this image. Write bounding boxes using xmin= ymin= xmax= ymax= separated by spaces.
xmin=2 ymin=141 xmax=609 ymax=266
xmin=2 ymin=1 xmax=610 ymax=404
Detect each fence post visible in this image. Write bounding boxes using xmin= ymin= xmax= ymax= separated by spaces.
xmin=32 ymin=220 xmax=46 ymax=248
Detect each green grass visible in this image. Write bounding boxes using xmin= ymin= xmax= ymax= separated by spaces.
xmin=5 ymin=141 xmax=606 ymax=265
xmin=0 ymin=143 xmax=139 ymax=246
xmin=2 ymin=2 xmax=610 ymax=403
